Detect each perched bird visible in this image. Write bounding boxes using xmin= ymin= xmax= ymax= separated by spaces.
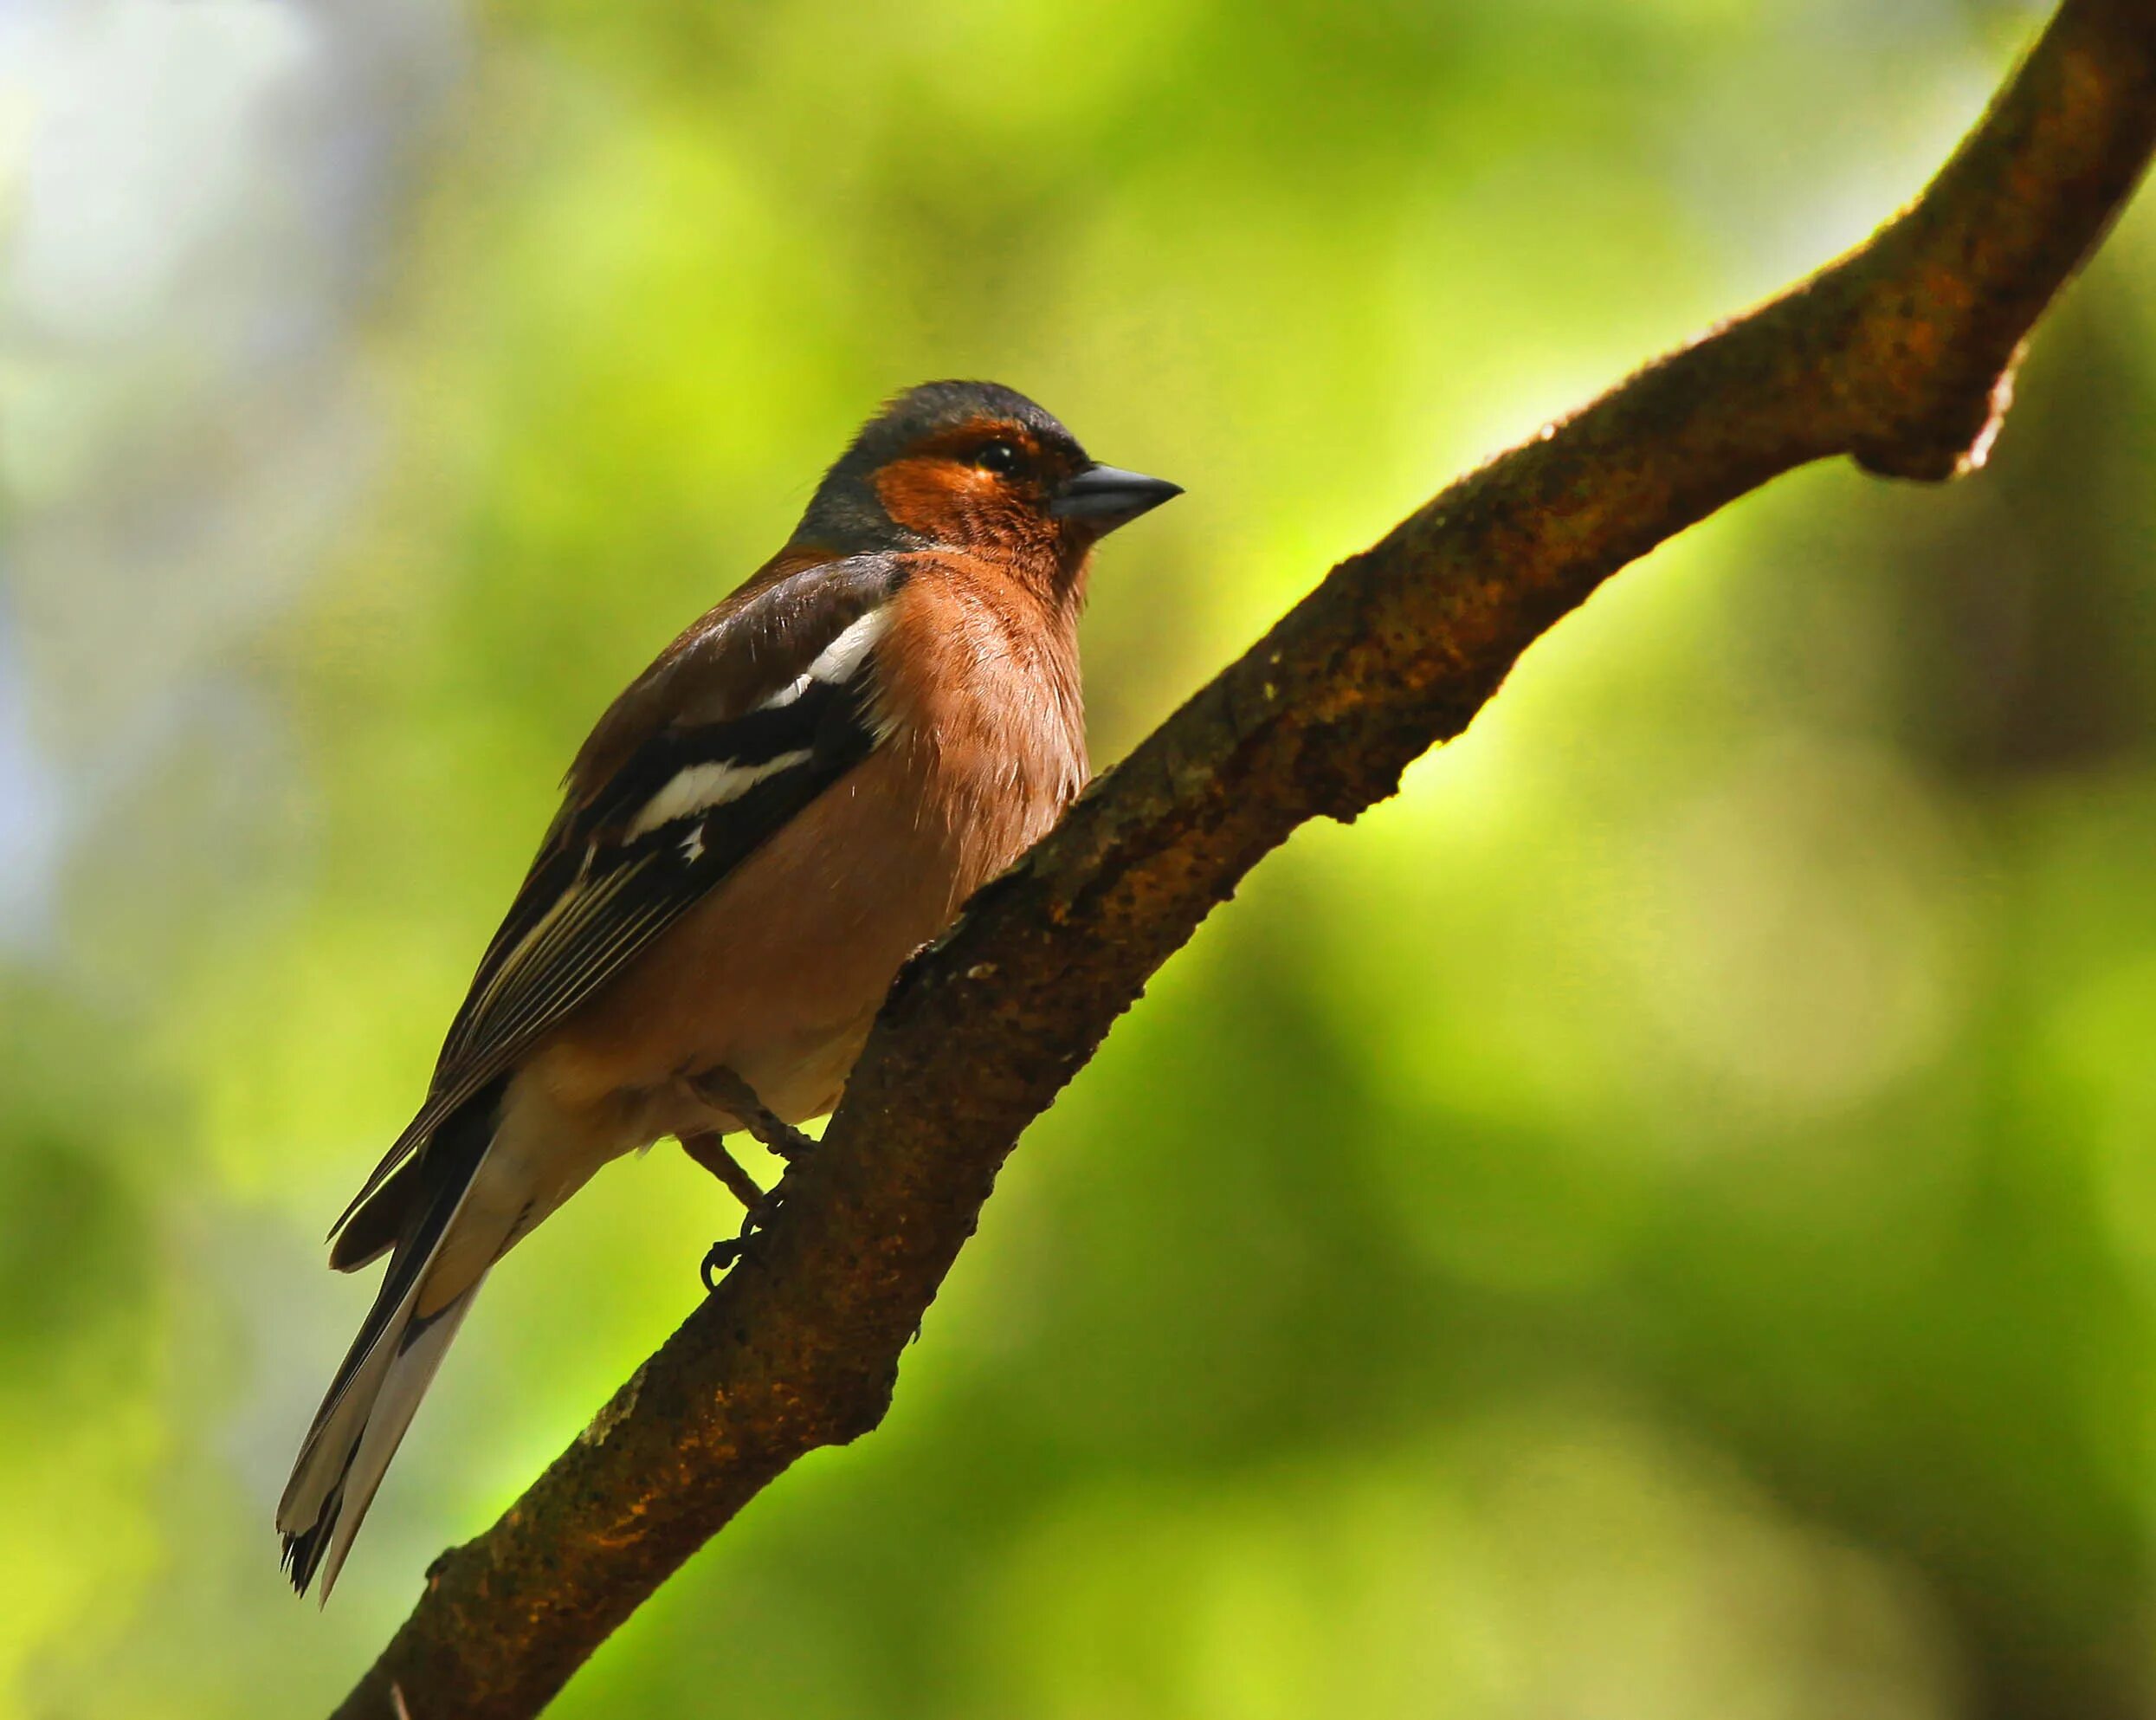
xmin=277 ymin=380 xmax=1179 ymax=1597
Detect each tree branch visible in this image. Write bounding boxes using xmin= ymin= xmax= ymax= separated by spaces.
xmin=333 ymin=3 xmax=2156 ymax=1713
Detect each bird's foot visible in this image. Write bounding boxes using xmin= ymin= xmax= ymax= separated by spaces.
xmin=681 ymin=1130 xmax=774 ymax=1290
xmin=699 ymin=1184 xmax=789 ymax=1291
xmin=700 ymin=1235 xmax=745 ymax=1291
xmin=688 ymin=1066 xmax=817 ymax=1163
xmin=685 ymin=1070 xmax=810 ymax=1290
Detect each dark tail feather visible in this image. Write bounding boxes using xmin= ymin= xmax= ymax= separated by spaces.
xmin=279 ymin=1476 xmax=346 ymax=1594
xmin=278 ymin=1077 xmax=505 ymax=1598
xmin=328 ymin=1154 xmax=424 ymax=1273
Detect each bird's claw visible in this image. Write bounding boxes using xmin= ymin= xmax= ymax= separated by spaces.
xmin=700 ymin=1237 xmax=745 ymax=1291
xmin=685 ymin=1071 xmax=811 ymax=1291
xmin=699 ymin=1187 xmax=788 ymax=1291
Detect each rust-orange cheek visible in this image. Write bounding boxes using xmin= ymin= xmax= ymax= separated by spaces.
xmin=874 ymin=450 xmax=1068 ymax=562
xmin=875 ymin=456 xmax=988 ymax=541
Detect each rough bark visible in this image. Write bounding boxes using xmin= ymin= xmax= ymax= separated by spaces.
xmin=333 ymin=2 xmax=2156 ymax=1712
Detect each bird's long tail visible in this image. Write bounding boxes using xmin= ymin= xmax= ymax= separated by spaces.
xmin=276 ymin=1080 xmax=507 ymax=1600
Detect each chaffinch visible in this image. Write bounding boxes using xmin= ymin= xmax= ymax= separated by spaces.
xmin=278 ymin=380 xmax=1179 ymax=1596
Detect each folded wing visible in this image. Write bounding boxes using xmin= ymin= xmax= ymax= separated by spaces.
xmin=328 ymin=552 xmax=906 ymax=1244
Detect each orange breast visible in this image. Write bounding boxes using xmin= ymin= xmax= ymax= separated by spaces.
xmin=528 ymin=559 xmax=1088 ymax=1132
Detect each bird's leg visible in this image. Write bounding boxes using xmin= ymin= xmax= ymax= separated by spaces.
xmin=686 ymin=1068 xmax=816 ymax=1290
xmin=681 ymin=1131 xmax=768 ymax=1291
xmin=689 ymin=1065 xmax=817 ymax=1163
xmin=680 ymin=1130 xmax=765 ymax=1210
xmin=684 ymin=1072 xmax=805 ymax=1286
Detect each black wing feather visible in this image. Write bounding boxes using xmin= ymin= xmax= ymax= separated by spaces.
xmin=328 ymin=555 xmax=901 ymax=1239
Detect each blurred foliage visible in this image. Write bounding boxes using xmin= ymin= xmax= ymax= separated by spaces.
xmin=5 ymin=0 xmax=2156 ymax=1715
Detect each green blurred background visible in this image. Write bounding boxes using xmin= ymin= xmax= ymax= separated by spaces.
xmin=6 ymin=0 xmax=2156 ymax=1714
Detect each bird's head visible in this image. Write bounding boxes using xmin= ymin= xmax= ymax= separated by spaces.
xmin=796 ymin=381 xmax=1180 ymax=587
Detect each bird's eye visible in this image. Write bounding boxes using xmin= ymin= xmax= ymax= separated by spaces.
xmin=972 ymin=440 xmax=1023 ymax=478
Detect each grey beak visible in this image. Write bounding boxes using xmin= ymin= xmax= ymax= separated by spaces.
xmin=1050 ymin=462 xmax=1184 ymax=528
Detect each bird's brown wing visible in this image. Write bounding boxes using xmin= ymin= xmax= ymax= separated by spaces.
xmin=327 ymin=552 xmax=906 ymax=1240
